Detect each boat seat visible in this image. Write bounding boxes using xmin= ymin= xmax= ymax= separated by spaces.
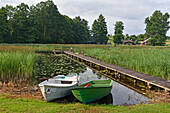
xmin=61 ymin=81 xmax=72 ymax=84
xmin=91 ymin=84 xmax=111 ymax=87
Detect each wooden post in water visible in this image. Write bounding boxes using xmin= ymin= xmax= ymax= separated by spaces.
xmin=97 ymin=65 xmax=100 ymax=70
xmin=115 ymin=72 xmax=118 ymax=79
xmin=147 ymin=82 xmax=152 ymax=90
xmin=134 ymin=79 xmax=137 ymax=86
xmin=90 ymin=63 xmax=92 ymax=67
xmin=111 ymin=71 xmax=115 ymax=78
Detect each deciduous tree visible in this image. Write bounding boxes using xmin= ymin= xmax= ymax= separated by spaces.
xmin=145 ymin=10 xmax=169 ymax=45
xmin=113 ymin=21 xmax=124 ymax=44
xmin=0 ymin=7 xmax=8 ymax=42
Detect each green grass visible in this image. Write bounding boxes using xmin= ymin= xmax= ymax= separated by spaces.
xmin=0 ymin=94 xmax=169 ymax=113
xmin=166 ymin=39 xmax=170 ymax=46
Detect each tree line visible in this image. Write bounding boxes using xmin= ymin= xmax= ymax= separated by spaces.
xmin=0 ymin=0 xmax=108 ymax=44
xmin=113 ymin=11 xmax=169 ymax=46
xmin=0 ymin=0 xmax=169 ymax=45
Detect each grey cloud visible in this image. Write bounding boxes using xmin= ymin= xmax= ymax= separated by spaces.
xmin=55 ymin=0 xmax=170 ymax=35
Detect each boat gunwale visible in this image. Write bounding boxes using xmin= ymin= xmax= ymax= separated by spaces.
xmin=39 ymin=82 xmax=78 ymax=87
xmin=72 ymin=86 xmax=112 ymax=90
xmin=72 ymin=80 xmax=113 ymax=90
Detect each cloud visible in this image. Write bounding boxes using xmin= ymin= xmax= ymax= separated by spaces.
xmin=55 ymin=0 xmax=170 ymax=35
xmin=0 ymin=0 xmax=169 ymax=35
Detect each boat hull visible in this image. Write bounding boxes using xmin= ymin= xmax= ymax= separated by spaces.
xmin=40 ymin=84 xmax=77 ymax=102
xmin=72 ymin=80 xmax=113 ymax=104
xmin=39 ymin=75 xmax=79 ymax=102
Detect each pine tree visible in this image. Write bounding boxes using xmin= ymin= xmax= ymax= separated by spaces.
xmin=91 ymin=14 xmax=108 ymax=44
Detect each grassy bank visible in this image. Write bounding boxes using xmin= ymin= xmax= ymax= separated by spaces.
xmin=0 ymin=94 xmax=169 ymax=113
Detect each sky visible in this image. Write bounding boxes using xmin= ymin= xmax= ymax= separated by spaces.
xmin=0 ymin=0 xmax=170 ymax=36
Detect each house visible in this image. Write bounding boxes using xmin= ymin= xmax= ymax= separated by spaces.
xmin=140 ymin=37 xmax=152 ymax=46
xmin=87 ymin=38 xmax=108 ymax=44
xmin=122 ymin=40 xmax=136 ymax=45
xmin=86 ymin=38 xmax=96 ymax=44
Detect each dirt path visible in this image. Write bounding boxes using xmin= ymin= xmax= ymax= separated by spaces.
xmin=0 ymin=85 xmax=43 ymax=100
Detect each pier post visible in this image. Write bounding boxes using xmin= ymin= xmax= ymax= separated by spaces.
xmin=90 ymin=63 xmax=92 ymax=67
xmin=134 ymin=79 xmax=137 ymax=86
xmin=147 ymin=82 xmax=152 ymax=89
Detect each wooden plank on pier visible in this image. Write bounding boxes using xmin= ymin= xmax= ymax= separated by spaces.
xmin=64 ymin=51 xmax=170 ymax=91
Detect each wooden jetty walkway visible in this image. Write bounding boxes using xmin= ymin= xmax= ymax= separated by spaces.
xmin=35 ymin=50 xmax=63 ymax=54
xmin=64 ymin=51 xmax=170 ymax=93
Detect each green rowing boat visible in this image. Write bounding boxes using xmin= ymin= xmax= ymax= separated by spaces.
xmin=71 ymin=79 xmax=113 ymax=104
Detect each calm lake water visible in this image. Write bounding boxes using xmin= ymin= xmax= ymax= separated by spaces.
xmin=36 ymin=54 xmax=149 ymax=105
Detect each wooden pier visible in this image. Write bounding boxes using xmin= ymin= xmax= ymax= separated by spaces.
xmin=35 ymin=50 xmax=63 ymax=54
xmin=64 ymin=51 xmax=170 ymax=94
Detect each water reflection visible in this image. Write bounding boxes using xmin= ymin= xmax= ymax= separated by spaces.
xmin=90 ymin=93 xmax=113 ymax=105
xmin=111 ymin=82 xmax=148 ymax=105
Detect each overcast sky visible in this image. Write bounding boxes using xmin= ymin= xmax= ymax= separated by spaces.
xmin=0 ymin=0 xmax=170 ymax=36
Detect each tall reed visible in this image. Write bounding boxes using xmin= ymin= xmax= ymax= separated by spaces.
xmin=0 ymin=52 xmax=36 ymax=84
xmin=74 ymin=47 xmax=170 ymax=80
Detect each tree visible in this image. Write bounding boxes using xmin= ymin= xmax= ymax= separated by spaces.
xmin=5 ymin=5 xmax=15 ymax=43
xmin=137 ymin=34 xmax=145 ymax=41
xmin=0 ymin=7 xmax=8 ymax=43
xmin=72 ymin=16 xmax=90 ymax=44
xmin=34 ymin=0 xmax=63 ymax=43
xmin=0 ymin=0 xmax=91 ymax=44
xmin=12 ymin=3 xmax=32 ymax=43
xmin=91 ymin=14 xmax=108 ymax=44
xmin=124 ymin=34 xmax=130 ymax=40
xmin=113 ymin=21 xmax=124 ymax=44
xmin=145 ymin=10 xmax=169 ymax=45
xmin=129 ymin=35 xmax=137 ymax=41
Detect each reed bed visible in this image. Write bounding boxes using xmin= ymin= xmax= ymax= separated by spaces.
xmin=0 ymin=44 xmax=62 ymax=53
xmin=73 ymin=47 xmax=170 ymax=80
xmin=0 ymin=52 xmax=36 ymax=85
xmin=0 ymin=44 xmax=169 ymax=84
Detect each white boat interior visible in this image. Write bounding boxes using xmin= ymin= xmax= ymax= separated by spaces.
xmin=39 ymin=75 xmax=78 ymax=87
